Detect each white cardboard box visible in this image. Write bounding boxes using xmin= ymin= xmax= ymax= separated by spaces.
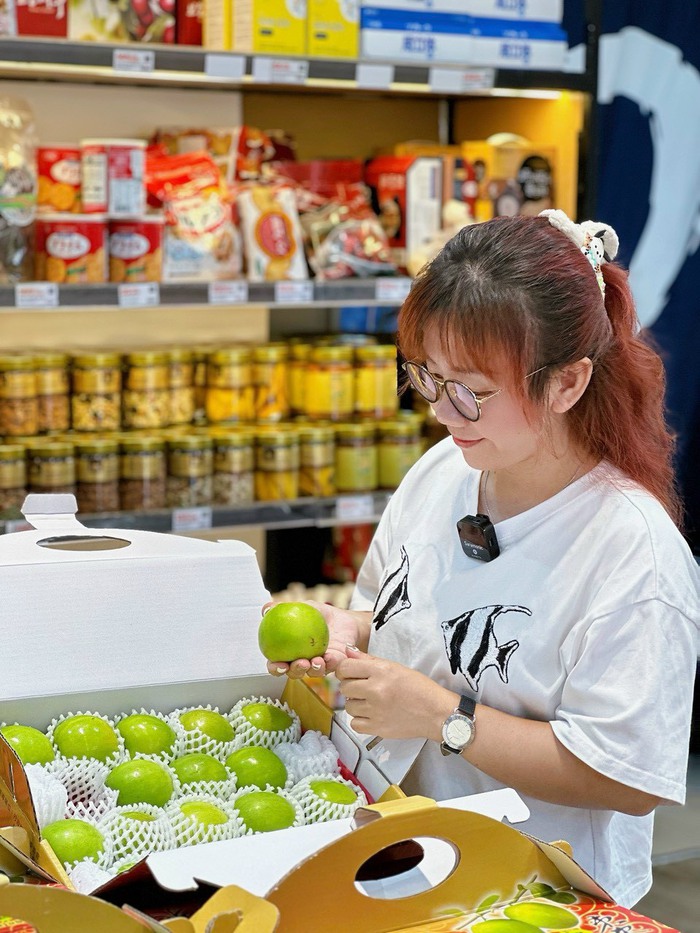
xmin=360 ymin=0 xmax=563 ymax=22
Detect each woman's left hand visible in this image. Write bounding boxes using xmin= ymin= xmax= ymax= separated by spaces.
xmin=335 ymin=647 xmax=456 ymax=741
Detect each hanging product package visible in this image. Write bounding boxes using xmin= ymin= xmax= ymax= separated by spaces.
xmin=0 ymin=96 xmax=37 ymax=283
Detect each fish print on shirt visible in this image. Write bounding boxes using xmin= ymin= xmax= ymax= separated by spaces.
xmin=373 ymin=545 xmax=410 ymax=630
xmin=441 ymin=604 xmax=532 ymax=691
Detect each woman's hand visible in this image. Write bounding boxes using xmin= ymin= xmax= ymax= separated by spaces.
xmin=263 ymin=600 xmax=372 ymax=680
xmin=336 ymin=647 xmax=456 ymax=741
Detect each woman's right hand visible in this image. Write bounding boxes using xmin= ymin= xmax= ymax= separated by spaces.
xmin=263 ymin=600 xmax=371 ymax=680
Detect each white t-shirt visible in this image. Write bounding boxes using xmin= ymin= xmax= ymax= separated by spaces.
xmin=350 ymin=437 xmax=699 ymax=907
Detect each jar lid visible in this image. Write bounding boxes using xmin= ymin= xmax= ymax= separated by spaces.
xmin=125 ymin=350 xmax=169 ymax=366
xmin=120 ymin=436 xmax=166 ymax=452
xmin=167 ymin=347 xmax=194 ymax=363
xmin=310 ymin=345 xmax=353 ymax=362
xmin=298 ymin=424 xmax=336 ymax=442
xmin=0 ymin=353 xmax=35 ymax=370
xmin=378 ymin=419 xmax=419 ymax=437
xmin=74 ymin=438 xmax=120 ymax=454
xmin=255 ymin=425 xmax=300 ymax=444
xmin=72 ymin=351 xmax=122 ymax=367
xmin=167 ymin=435 xmax=213 ymax=451
xmin=212 ymin=430 xmax=255 ymax=446
xmin=33 ymin=351 xmax=70 ymax=367
xmin=253 ymin=343 xmax=289 ymax=362
xmin=208 ymin=346 xmax=253 ymax=364
xmin=335 ymin=422 xmax=377 ymax=439
xmin=356 ymin=344 xmax=397 ymax=361
xmin=27 ymin=441 xmax=74 ymax=456
xmin=0 ymin=444 xmax=26 ymax=460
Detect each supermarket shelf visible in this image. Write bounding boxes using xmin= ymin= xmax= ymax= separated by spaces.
xmin=1 ymin=277 xmax=413 ymax=312
xmin=0 ymin=38 xmax=594 ymax=96
xmin=0 ymin=492 xmax=393 ymax=535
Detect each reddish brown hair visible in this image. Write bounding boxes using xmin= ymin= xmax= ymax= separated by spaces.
xmin=398 ymin=215 xmax=682 ymax=524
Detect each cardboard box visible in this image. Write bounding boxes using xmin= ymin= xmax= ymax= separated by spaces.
xmin=204 ymin=0 xmax=307 ymax=54
xmin=16 ymin=0 xmax=66 ymax=38
xmin=308 ymin=0 xmax=358 ymax=59
xmin=361 ymin=0 xmax=563 ymax=21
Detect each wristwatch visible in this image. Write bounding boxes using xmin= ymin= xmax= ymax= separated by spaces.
xmin=440 ymin=695 xmax=476 ymax=756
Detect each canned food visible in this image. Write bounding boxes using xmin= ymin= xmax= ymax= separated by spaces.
xmin=37 ymin=144 xmax=82 ymax=214
xmin=166 ymin=435 xmax=213 ymax=507
xmin=288 ymin=342 xmax=312 ymax=416
xmin=377 ymin=418 xmax=422 ymax=489
xmin=26 ymin=441 xmax=75 ymax=494
xmin=205 ymin=346 xmax=255 ymax=423
xmin=0 ymin=444 xmax=27 ymax=511
xmin=212 ymin=430 xmax=255 ymax=505
xmin=120 ymin=435 xmax=166 ymax=511
xmin=81 ymin=138 xmax=147 ymax=218
xmin=34 ymin=351 xmax=70 ymax=433
xmin=298 ymin=423 xmax=335 ymax=497
xmin=71 ymin=351 xmax=122 ymax=432
xmin=34 ymin=213 xmax=107 ymax=284
xmin=304 ymin=345 xmax=354 ymax=421
xmin=109 ymin=215 xmax=165 ymax=283
xmin=122 ymin=350 xmax=170 ymax=430
xmin=75 ymin=438 xmax=120 ymax=513
xmin=0 ymin=354 xmax=38 ymax=437
xmin=168 ymin=347 xmax=195 ymax=426
xmin=255 ymin=426 xmax=299 ymax=501
xmin=354 ymin=344 xmax=399 ymax=419
xmin=335 ymin=422 xmax=377 ymax=493
xmin=253 ymin=343 xmax=289 ymax=423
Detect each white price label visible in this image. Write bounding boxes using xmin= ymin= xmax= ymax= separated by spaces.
xmin=274 ymin=280 xmax=314 ymax=304
xmin=172 ymin=507 xmax=212 ymax=532
xmin=3 ymin=519 xmax=32 ymax=534
xmin=375 ymin=278 xmax=412 ymax=303
xmin=428 ymin=67 xmax=495 ymax=93
xmin=118 ymin=282 xmax=160 ymax=308
xmin=14 ymin=282 xmax=59 ymax=308
xmin=336 ymin=495 xmax=376 ymax=523
xmin=204 ymin=53 xmax=246 ymax=80
xmin=113 ymin=48 xmax=156 ymax=73
xmin=356 ymin=63 xmax=394 ymax=90
xmin=208 ymin=280 xmax=249 ymax=305
xmin=252 ymin=57 xmax=309 ymax=85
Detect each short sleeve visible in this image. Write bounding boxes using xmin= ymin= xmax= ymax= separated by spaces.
xmin=551 ymin=598 xmax=697 ymax=804
xmin=349 ymin=496 xmax=397 ymax=612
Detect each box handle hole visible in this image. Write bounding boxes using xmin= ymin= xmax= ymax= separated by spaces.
xmin=354 ymin=836 xmax=459 ymax=899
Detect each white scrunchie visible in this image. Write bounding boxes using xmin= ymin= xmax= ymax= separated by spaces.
xmin=539 ymin=208 xmax=619 ymax=297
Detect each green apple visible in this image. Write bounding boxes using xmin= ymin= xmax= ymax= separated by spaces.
xmin=121 ymin=811 xmax=157 ymax=823
xmin=42 ymin=818 xmax=105 ymax=866
xmin=172 ymin=753 xmax=229 ymax=785
xmin=117 ymin=714 xmax=177 ymax=757
xmin=52 ymin=715 xmax=119 ymax=762
xmin=225 ymin=746 xmax=287 ymax=790
xmin=240 ymin=703 xmax=293 ymax=733
xmin=309 ymin=779 xmax=358 ymax=806
xmin=258 ymin=602 xmax=329 ymax=662
xmin=105 ymin=759 xmax=174 ymax=807
xmin=179 ymin=709 xmax=234 ymax=743
xmin=0 ymin=724 xmax=55 ymax=765
xmin=472 ymin=922 xmax=542 ymax=933
xmin=234 ymin=790 xmax=297 ymax=833
xmin=504 ymin=903 xmax=579 ymax=928
xmin=179 ymin=800 xmax=229 ymax=827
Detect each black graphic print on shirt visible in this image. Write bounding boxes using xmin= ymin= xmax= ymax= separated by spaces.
xmin=441 ymin=605 xmax=532 ymax=691
xmin=373 ymin=545 xmax=410 ymax=630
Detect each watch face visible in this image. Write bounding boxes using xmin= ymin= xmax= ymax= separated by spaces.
xmin=444 ymin=716 xmax=473 ymax=748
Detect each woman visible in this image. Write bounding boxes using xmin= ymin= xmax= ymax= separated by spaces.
xmin=267 ymin=210 xmax=699 ymax=906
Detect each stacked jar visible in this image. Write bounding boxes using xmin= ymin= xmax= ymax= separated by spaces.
xmin=119 ymin=436 xmax=166 ymax=511
xmin=253 ymin=343 xmax=289 ymax=422
xmin=205 ymin=346 xmax=255 ymax=424
xmin=298 ymin=423 xmax=335 ymax=497
xmin=254 ymin=426 xmax=299 ymax=501
xmin=377 ymin=417 xmax=423 ymax=489
xmin=75 ymin=438 xmax=120 ymax=513
xmin=71 ymin=351 xmax=122 ymax=432
xmin=303 ymin=345 xmax=354 ymax=422
xmin=166 ymin=435 xmax=213 ymax=507
xmin=354 ymin=344 xmax=399 ymax=420
xmin=211 ymin=429 xmax=255 ymax=505
xmin=26 ymin=441 xmax=75 ymax=495
xmin=168 ymin=348 xmax=196 ymax=426
xmin=0 ymin=354 xmax=38 ymax=437
xmin=335 ymin=422 xmax=378 ymax=493
xmin=35 ymin=352 xmax=70 ymax=433
xmin=0 ymin=444 xmax=27 ymax=511
xmin=122 ymin=350 xmax=170 ymax=430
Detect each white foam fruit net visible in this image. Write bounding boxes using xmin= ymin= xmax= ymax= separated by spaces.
xmin=289 ymin=772 xmax=367 ymax=824
xmin=98 ymin=802 xmax=176 ymax=865
xmin=166 ymin=792 xmax=243 ymax=848
xmin=174 ymin=775 xmax=236 ymax=800
xmin=43 ymin=757 xmax=114 ymax=812
xmin=168 ymin=705 xmax=238 ymax=760
xmin=47 ymin=710 xmax=125 ymax=766
xmin=229 ymin=785 xmax=305 ymax=836
xmin=228 ymin=696 xmax=301 ymax=750
xmin=68 ymin=858 xmax=115 ymax=895
xmin=114 ymin=708 xmax=186 ymax=762
xmin=24 ymin=763 xmax=69 ymax=830
xmin=275 ymin=730 xmax=340 ymax=783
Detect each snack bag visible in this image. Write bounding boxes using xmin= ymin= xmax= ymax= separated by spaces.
xmin=0 ymin=96 xmax=36 ymax=283
xmin=237 ymin=185 xmax=308 ymax=282
xmin=162 ymin=190 xmax=242 ymax=282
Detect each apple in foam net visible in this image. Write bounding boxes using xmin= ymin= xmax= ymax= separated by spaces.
xmin=225 ymin=746 xmax=288 ymax=790
xmin=42 ymin=818 xmax=105 ymax=867
xmin=0 ymin=724 xmax=55 ymax=765
xmin=258 ymin=602 xmax=329 ymax=662
xmin=309 ymin=779 xmax=358 ymax=806
xmin=179 ymin=800 xmax=229 ymax=827
xmin=178 ymin=708 xmax=235 ymax=743
xmin=117 ymin=713 xmax=177 ymax=757
xmin=234 ymin=790 xmax=297 ymax=833
xmin=105 ymin=758 xmax=174 ymax=807
xmin=52 ymin=714 xmax=120 ymax=762
xmin=240 ymin=703 xmax=293 ymax=733
xmin=172 ymin=753 xmax=229 ymax=785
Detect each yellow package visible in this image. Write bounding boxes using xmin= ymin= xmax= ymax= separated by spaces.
xmin=231 ymin=0 xmax=307 ymax=55
xmin=308 ymin=0 xmax=358 ymax=58
xmin=237 ymin=186 xmax=309 ymax=282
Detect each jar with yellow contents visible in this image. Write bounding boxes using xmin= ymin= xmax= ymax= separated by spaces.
xmin=120 ymin=435 xmax=166 ymax=511
xmin=74 ymin=438 xmax=120 ymax=513
xmin=253 ymin=343 xmax=289 ymax=423
xmin=122 ymin=350 xmax=170 ymax=430
xmin=335 ymin=421 xmax=378 ymax=493
xmin=34 ymin=352 xmax=70 ymax=433
xmin=0 ymin=444 xmax=27 ymax=511
xmin=0 ymin=354 xmax=38 ymax=437
xmin=255 ymin=426 xmax=299 ymax=501
xmin=303 ymin=345 xmax=354 ymax=421
xmin=298 ymin=423 xmax=335 ymax=497
xmin=166 ymin=435 xmax=213 ymax=507
xmin=354 ymin=344 xmax=399 ymax=419
xmin=168 ymin=347 xmax=195 ymax=426
xmin=288 ymin=342 xmax=312 ymax=416
xmin=26 ymin=441 xmax=76 ymax=495
xmin=212 ymin=430 xmax=255 ymax=505
xmin=377 ymin=417 xmax=423 ymax=490
xmin=205 ymin=346 xmax=255 ymax=424
xmin=71 ymin=351 xmax=122 ymax=432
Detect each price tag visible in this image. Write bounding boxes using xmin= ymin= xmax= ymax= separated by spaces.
xmin=204 ymin=53 xmax=246 ymax=80
xmin=428 ymin=67 xmax=495 ymax=93
xmin=356 ymin=63 xmax=394 ymax=90
xmin=252 ymin=57 xmax=309 ymax=85
xmin=172 ymin=507 xmax=212 ymax=532
xmin=118 ymin=282 xmax=160 ymax=308
xmin=14 ymin=282 xmax=59 ymax=308
xmin=274 ymin=280 xmax=314 ymax=304
xmin=113 ymin=48 xmax=156 ymax=74
xmin=208 ymin=280 xmax=249 ymax=305
xmin=375 ymin=278 xmax=412 ymax=303
xmin=336 ymin=495 xmax=376 ymax=523
xmin=3 ymin=520 xmax=32 ymax=534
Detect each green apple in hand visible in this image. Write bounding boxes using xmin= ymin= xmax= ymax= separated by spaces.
xmin=258 ymin=602 xmax=329 ymax=662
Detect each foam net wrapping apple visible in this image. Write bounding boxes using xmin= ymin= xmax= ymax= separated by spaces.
xmin=229 ymin=786 xmax=305 ymax=836
xmin=114 ymin=708 xmax=186 ymax=762
xmin=43 ymin=757 xmax=118 ymax=821
xmin=275 ymin=730 xmax=341 ymax=783
xmin=47 ymin=711 xmax=125 ymax=765
xmin=24 ymin=764 xmax=68 ymax=830
xmin=170 ymin=752 xmax=236 ymax=801
xmin=228 ymin=697 xmax=301 ymax=750
xmin=68 ymin=859 xmax=114 ymax=895
xmin=166 ymin=793 xmax=244 ymax=847
xmin=169 ymin=705 xmax=238 ymax=760
xmin=97 ymin=803 xmax=177 ymax=866
xmin=289 ymin=773 xmax=367 ymax=824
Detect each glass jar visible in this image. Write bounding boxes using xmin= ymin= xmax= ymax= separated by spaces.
xmin=166 ymin=435 xmax=213 ymax=507
xmin=74 ymin=438 xmax=120 ymax=513
xmin=26 ymin=441 xmax=75 ymax=494
xmin=192 ymin=345 xmax=209 ymax=424
xmin=354 ymin=344 xmax=399 ymax=419
xmin=120 ymin=435 xmax=166 ymax=511
xmin=288 ymin=342 xmax=312 ymax=416
xmin=71 ymin=351 xmax=122 ymax=432
xmin=122 ymin=350 xmax=170 ymax=430
xmin=34 ymin=352 xmax=70 ymax=433
xmin=212 ymin=430 xmax=255 ymax=505
xmin=0 ymin=354 xmax=38 ymax=437
xmin=303 ymin=345 xmax=354 ymax=421
xmin=377 ymin=418 xmax=423 ymax=489
xmin=168 ymin=347 xmax=195 ymax=426
xmin=0 ymin=444 xmax=27 ymax=511
xmin=253 ymin=343 xmax=289 ymax=423
xmin=335 ymin=422 xmax=377 ymax=493
xmin=298 ymin=423 xmax=336 ymax=497
xmin=205 ymin=346 xmax=255 ymax=424
xmin=255 ymin=426 xmax=299 ymax=501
